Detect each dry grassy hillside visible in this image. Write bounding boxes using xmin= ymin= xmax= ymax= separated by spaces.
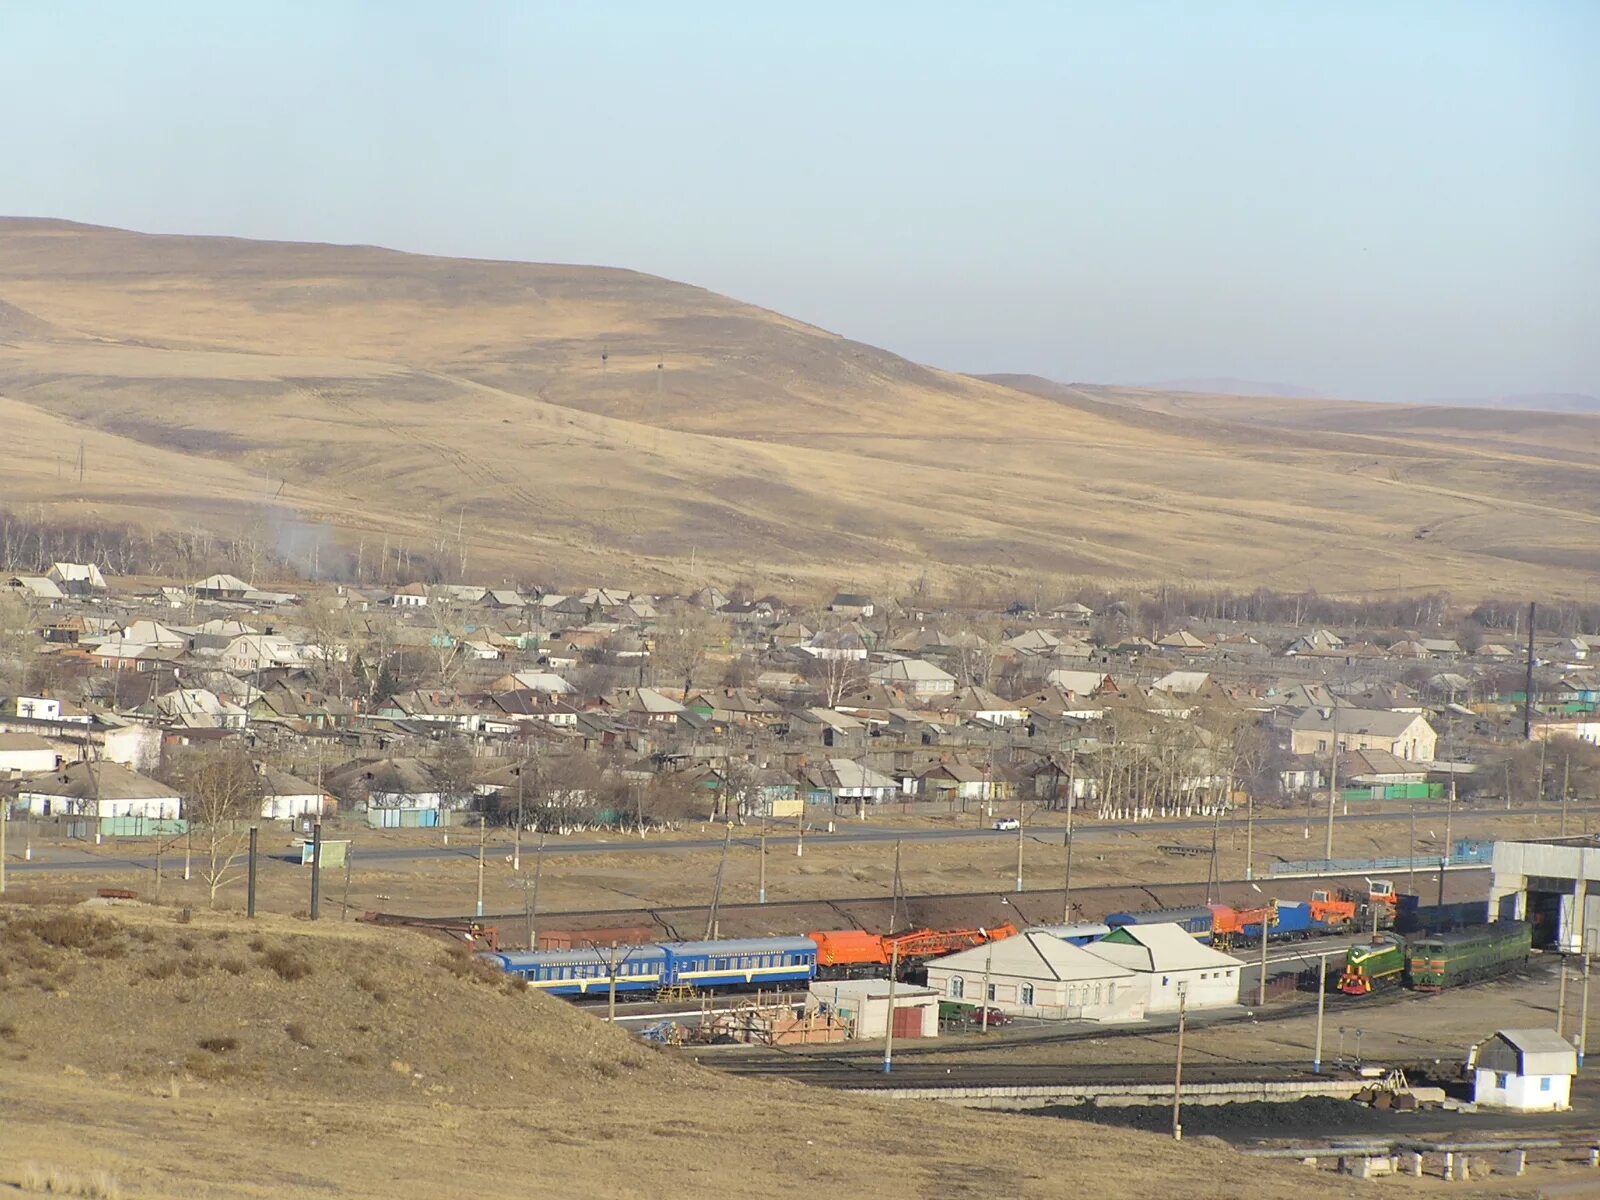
xmin=0 ymin=218 xmax=1596 ymax=596
xmin=0 ymin=899 xmax=1358 ymax=1200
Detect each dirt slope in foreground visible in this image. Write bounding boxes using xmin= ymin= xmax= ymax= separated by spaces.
xmin=0 ymin=899 xmax=1357 ymax=1200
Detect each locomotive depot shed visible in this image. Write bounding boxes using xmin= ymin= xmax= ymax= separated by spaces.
xmin=1491 ymin=836 xmax=1600 ymax=953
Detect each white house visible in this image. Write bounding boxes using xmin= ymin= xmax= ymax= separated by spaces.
xmin=48 ymin=562 xmax=108 ymax=593
xmin=923 ymin=930 xmax=1145 ymax=1022
xmin=939 ymin=686 xmax=1026 ymax=725
xmin=869 ymin=658 xmax=957 ymax=698
xmin=259 ymin=768 xmax=334 ymax=821
xmin=0 ymin=732 xmax=61 ymax=775
xmin=1470 ymin=1029 xmax=1576 ymax=1112
xmin=17 ymin=761 xmax=182 ymax=820
xmin=1084 ymin=923 xmax=1243 ymax=1013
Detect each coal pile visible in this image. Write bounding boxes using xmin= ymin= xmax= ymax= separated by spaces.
xmin=1038 ymin=1097 xmax=1394 ymax=1142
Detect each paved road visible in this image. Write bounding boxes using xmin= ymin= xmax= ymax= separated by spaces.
xmin=2 ymin=804 xmax=1556 ymax=876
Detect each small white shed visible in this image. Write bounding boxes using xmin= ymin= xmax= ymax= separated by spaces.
xmin=807 ymin=978 xmax=939 ymax=1040
xmin=1470 ymin=1029 xmax=1576 ymax=1112
xmin=1084 ymin=923 xmax=1244 ymax=1013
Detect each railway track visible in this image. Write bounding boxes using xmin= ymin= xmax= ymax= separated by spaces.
xmin=388 ymin=865 xmax=1490 ymax=935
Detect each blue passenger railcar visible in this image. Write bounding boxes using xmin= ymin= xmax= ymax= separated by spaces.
xmin=484 ymin=944 xmax=670 ymax=996
xmin=662 ymin=937 xmax=818 ymax=988
xmin=1105 ymin=906 xmax=1215 ymax=943
xmin=1030 ymin=922 xmax=1111 ymax=947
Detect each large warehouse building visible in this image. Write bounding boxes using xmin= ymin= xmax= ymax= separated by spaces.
xmin=1489 ymin=837 xmax=1600 ymax=953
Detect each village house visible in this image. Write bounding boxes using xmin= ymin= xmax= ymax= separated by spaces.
xmin=827 ymin=592 xmax=876 ymax=619
xmin=47 ymin=562 xmax=108 ymax=595
xmin=17 ymin=760 xmax=182 ymax=821
xmin=0 ymin=732 xmax=61 ymax=774
xmin=1289 ymin=707 xmax=1438 ymax=762
xmin=869 ymin=658 xmax=956 ymax=698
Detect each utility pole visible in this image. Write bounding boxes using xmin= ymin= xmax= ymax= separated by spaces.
xmin=796 ymin=811 xmax=804 ymax=859
xmin=1255 ymin=908 xmax=1272 ymax=1007
xmin=1537 ymin=736 xmax=1548 ymax=830
xmin=1325 ymin=709 xmax=1339 ymax=862
xmin=1523 ymin=600 xmax=1536 ymax=740
xmin=1558 ymin=956 xmax=1570 ymax=1038
xmin=1205 ymin=804 xmax=1223 ymax=905
xmin=1313 ymin=953 xmax=1328 ymax=1073
xmin=1014 ymin=796 xmax=1025 ymax=892
xmin=1244 ymin=792 xmax=1253 ymax=882
xmin=890 ymin=840 xmax=904 ymax=933
xmin=341 ymin=845 xmax=353 ymax=921
xmin=475 ymin=816 xmax=486 ymax=919
xmin=1409 ymin=801 xmax=1417 ymax=893
xmin=526 ymin=831 xmax=545 ymax=951
xmin=513 ymin=758 xmax=524 ymax=872
xmin=608 ymin=943 xmax=619 ymax=1025
xmin=309 ymin=820 xmax=322 ymax=921
xmin=705 ymin=822 xmax=732 ymax=940
xmin=758 ymin=821 xmax=768 ymax=905
xmin=1062 ymin=755 xmax=1075 ymax=922
xmin=1582 ymin=928 xmax=1595 ymax=1068
xmin=1 ymin=800 xmax=7 ymax=895
xmin=979 ymin=939 xmax=995 ymax=1034
xmin=1172 ymin=984 xmax=1188 ymax=1141
xmin=1562 ymin=755 xmax=1571 ymax=837
xmin=246 ymin=826 xmax=258 ymax=918
xmin=882 ymin=940 xmax=900 ymax=1074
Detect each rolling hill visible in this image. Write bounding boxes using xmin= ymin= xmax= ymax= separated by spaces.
xmin=0 ymin=217 xmax=1596 ymax=598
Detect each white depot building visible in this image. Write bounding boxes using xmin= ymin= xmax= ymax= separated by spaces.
xmin=1489 ymin=838 xmax=1600 ymax=954
xmin=1083 ymin=924 xmax=1245 ymax=1014
xmin=924 ymin=930 xmax=1145 ymax=1022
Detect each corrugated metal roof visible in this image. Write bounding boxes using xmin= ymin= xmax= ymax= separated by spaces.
xmin=1478 ymin=1028 xmax=1577 ymax=1077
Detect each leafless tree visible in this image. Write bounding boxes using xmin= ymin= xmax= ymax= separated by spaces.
xmin=169 ymin=748 xmax=265 ymax=907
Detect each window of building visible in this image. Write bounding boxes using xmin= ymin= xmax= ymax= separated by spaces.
xmin=1021 ymin=984 xmax=1035 ymax=1006
xmin=949 ymin=977 xmax=964 ymax=999
xmin=1496 ymin=1072 xmax=1509 ymax=1088
xmin=986 ymin=983 xmax=997 ymax=1001
xmin=1541 ymin=1077 xmax=1552 ymax=1092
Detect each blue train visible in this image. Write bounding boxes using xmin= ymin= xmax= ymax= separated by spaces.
xmin=481 ymin=936 xmax=819 ymax=997
xmin=1105 ymin=906 xmax=1215 ymax=942
xmin=1028 ymin=922 xmax=1111 ymax=947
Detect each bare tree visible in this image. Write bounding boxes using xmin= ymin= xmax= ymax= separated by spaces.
xmin=170 ymin=749 xmax=264 ymax=907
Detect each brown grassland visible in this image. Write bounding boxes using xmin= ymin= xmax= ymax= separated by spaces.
xmin=1 ymin=218 xmax=1597 ymax=596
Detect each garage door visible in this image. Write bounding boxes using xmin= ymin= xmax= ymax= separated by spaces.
xmin=892 ymin=1004 xmax=924 ymax=1039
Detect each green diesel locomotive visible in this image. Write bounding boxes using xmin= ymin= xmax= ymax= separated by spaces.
xmin=1339 ymin=921 xmax=1531 ymax=996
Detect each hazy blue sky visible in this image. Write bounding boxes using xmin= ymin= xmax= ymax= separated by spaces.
xmin=4 ymin=1 xmax=1596 ymax=401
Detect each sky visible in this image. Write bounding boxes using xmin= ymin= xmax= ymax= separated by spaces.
xmin=3 ymin=1 xmax=1597 ymax=402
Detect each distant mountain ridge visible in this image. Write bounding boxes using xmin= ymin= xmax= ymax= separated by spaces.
xmin=0 ymin=218 xmax=1597 ymax=597
xmin=1417 ymin=392 xmax=1600 ymax=415
xmin=1128 ymin=377 xmax=1326 ymax=401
